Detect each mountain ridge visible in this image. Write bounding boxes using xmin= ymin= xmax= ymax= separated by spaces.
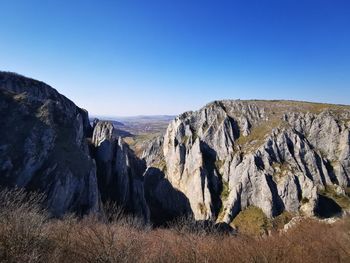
xmin=143 ymin=97 xmax=350 ymax=224
xmin=1 ymin=71 xmax=349 ymax=229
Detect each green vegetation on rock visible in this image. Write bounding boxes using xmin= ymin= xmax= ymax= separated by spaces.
xmin=215 ymin=159 xmax=225 ymax=170
xmin=231 ymin=206 xmax=271 ymax=236
xmin=271 ymin=211 xmax=294 ymax=230
xmin=318 ymin=185 xmax=350 ymax=210
xmin=220 ymin=181 xmax=229 ymax=201
xmin=154 ymin=159 xmax=167 ymax=173
xmin=271 ymin=162 xmax=292 ymax=182
xmin=236 ymin=117 xmax=287 ymax=153
xmin=231 ymin=207 xmax=295 ymax=236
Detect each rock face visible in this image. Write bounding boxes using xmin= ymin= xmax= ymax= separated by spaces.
xmin=1 ymin=72 xmax=349 ymax=226
xmin=91 ymin=121 xmax=150 ymax=221
xmin=143 ymin=100 xmax=350 ymax=224
xmin=0 ymin=72 xmax=150 ymax=221
xmin=0 ymin=72 xmax=100 ymax=216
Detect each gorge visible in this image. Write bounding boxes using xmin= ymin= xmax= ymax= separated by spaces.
xmin=1 ymin=71 xmax=349 ymax=228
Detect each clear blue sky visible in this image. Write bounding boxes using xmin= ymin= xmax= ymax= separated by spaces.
xmin=0 ymin=0 xmax=349 ymax=116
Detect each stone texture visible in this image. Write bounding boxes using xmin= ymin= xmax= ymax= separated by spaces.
xmin=143 ymin=100 xmax=350 ymax=224
xmin=0 ymin=72 xmax=100 ymax=216
xmin=2 ymin=72 xmax=349 ymax=225
xmin=91 ymin=120 xmax=150 ymax=222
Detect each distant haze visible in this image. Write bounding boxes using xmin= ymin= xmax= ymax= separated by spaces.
xmin=91 ymin=115 xmax=176 ymax=122
xmin=1 ymin=1 xmax=349 ymax=116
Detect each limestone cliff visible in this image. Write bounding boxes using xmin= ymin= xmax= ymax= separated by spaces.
xmin=143 ymin=100 xmax=350 ymax=224
xmin=0 ymin=72 xmax=100 ymax=216
xmin=91 ymin=120 xmax=150 ymax=221
xmin=2 ymin=72 xmax=349 ymax=225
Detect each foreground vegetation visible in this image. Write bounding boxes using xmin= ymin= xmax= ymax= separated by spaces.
xmin=0 ymin=188 xmax=349 ymax=263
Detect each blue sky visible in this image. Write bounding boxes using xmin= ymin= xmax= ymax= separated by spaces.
xmin=0 ymin=0 xmax=349 ymax=116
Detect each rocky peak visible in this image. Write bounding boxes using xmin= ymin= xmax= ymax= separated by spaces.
xmin=0 ymin=72 xmax=99 ymax=217
xmin=92 ymin=121 xmax=114 ymax=147
xmin=144 ymin=100 xmax=350 ymax=224
xmin=91 ymin=120 xmax=150 ymax=221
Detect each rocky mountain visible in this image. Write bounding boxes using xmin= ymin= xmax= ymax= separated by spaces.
xmin=143 ymin=100 xmax=350 ymax=225
xmin=0 ymin=72 xmax=149 ymax=220
xmin=1 ymin=72 xmax=349 ymax=227
xmin=0 ymin=72 xmax=99 ymax=216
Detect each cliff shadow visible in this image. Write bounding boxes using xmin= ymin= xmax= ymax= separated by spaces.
xmin=144 ymin=167 xmax=193 ymax=226
xmin=200 ymin=141 xmax=224 ymax=219
xmin=265 ymin=174 xmax=285 ymax=216
xmin=315 ymin=194 xmax=342 ymax=218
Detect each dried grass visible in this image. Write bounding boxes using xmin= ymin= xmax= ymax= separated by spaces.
xmin=0 ymin=188 xmax=349 ymax=263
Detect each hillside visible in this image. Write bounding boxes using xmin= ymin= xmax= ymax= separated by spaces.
xmin=142 ymin=99 xmax=350 ymax=225
xmin=0 ymin=72 xmax=149 ymax=219
xmin=1 ymin=72 xmax=350 ymax=230
xmin=0 ymin=72 xmax=99 ymax=216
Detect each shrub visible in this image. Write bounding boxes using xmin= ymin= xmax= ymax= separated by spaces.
xmin=0 ymin=188 xmax=349 ymax=262
xmin=271 ymin=211 xmax=294 ymax=230
xmin=0 ymin=187 xmax=48 ymax=263
xmin=231 ymin=206 xmax=271 ymax=236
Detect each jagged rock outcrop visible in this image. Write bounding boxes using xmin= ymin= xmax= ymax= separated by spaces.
xmin=143 ymin=100 xmax=350 ymax=224
xmin=0 ymin=72 xmax=100 ymax=216
xmin=91 ymin=120 xmax=150 ymax=221
xmin=2 ymin=72 xmax=349 ymax=226
xmin=0 ymin=72 xmax=150 ymax=221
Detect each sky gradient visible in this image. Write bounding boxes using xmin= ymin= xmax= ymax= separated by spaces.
xmin=1 ymin=0 xmax=350 ymax=116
